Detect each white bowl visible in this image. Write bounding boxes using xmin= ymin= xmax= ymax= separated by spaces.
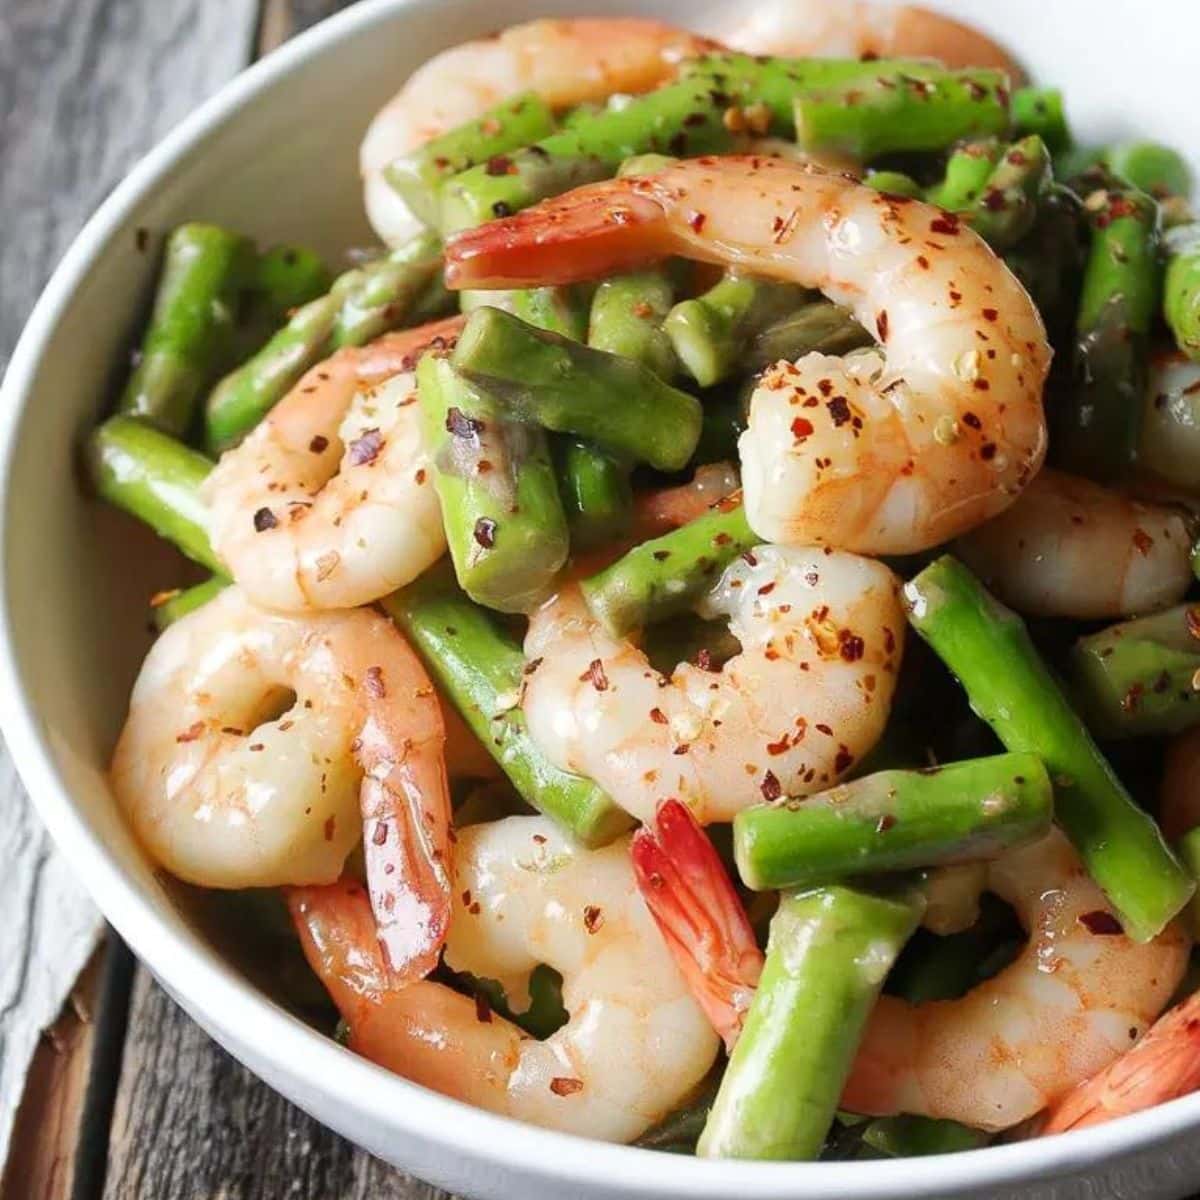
xmin=4 ymin=1 xmax=1200 ymax=1196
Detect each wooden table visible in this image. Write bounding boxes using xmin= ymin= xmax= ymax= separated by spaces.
xmin=0 ymin=2 xmax=457 ymax=1195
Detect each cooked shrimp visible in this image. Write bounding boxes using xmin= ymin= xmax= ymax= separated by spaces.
xmin=521 ymin=544 xmax=904 ymax=824
xmin=289 ymin=816 xmax=719 ymax=1140
xmin=111 ymin=585 xmax=451 ymax=981
xmin=956 ymin=468 xmax=1195 ymax=619
xmin=360 ymin=19 xmax=714 ymax=246
xmin=1039 ymin=988 xmax=1200 ymax=1133
xmin=1159 ymin=725 xmax=1200 ymax=842
xmin=446 ymin=156 xmax=1051 ymax=554
xmin=204 ymin=318 xmax=462 ymax=612
xmin=1140 ymin=349 xmax=1200 ymax=492
xmin=707 ymin=0 xmax=1023 ymax=78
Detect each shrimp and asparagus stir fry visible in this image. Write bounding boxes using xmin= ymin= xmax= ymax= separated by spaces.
xmin=93 ymin=0 xmax=1200 ymax=1163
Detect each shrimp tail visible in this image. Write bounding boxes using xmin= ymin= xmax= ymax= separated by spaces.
xmin=287 ymin=879 xmax=391 ymax=1002
xmin=1040 ymin=989 xmax=1200 ymax=1134
xmin=445 ymin=184 xmax=670 ymax=289
xmin=631 ymin=798 xmax=764 ymax=1049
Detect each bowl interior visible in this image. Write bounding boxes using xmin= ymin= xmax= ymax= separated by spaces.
xmin=5 ymin=1 xmax=1200 ymax=1196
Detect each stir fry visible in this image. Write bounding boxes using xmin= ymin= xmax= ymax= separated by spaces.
xmin=90 ymin=0 xmax=1200 ymax=1162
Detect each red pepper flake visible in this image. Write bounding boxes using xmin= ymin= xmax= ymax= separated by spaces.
xmin=475 ymin=992 xmax=493 ymax=1023
xmin=1132 ymin=528 xmax=1154 ymax=555
xmin=981 ymin=307 xmax=999 ymax=322
xmin=446 ymin=406 xmax=483 ymax=439
xmin=930 ymin=213 xmax=961 ymax=235
xmin=817 ymin=378 xmax=833 ymax=397
xmin=875 ymin=813 xmax=896 ymax=833
xmin=1079 ymin=910 xmax=1123 ymax=936
xmin=916 ymin=254 xmax=930 ymax=270
xmin=309 ymin=434 xmax=329 ymax=453
xmin=838 ymin=630 xmax=865 ymax=662
xmin=650 ymin=707 xmax=668 ymax=724
xmin=253 ymin=507 xmax=278 ymax=532
xmin=834 ymin=744 xmax=854 ymax=773
xmin=766 ymin=734 xmax=790 ymax=755
xmin=1186 ymin=607 xmax=1200 ymax=641
xmin=827 ymin=396 xmax=851 ymax=426
xmin=688 ymin=211 xmax=707 ymax=233
xmin=760 ymin=770 xmax=782 ymax=801
xmin=980 ymin=442 xmax=997 ymax=461
xmin=815 ymin=722 xmax=833 ymax=736
xmin=364 ymin=666 xmax=386 ymax=698
xmin=372 ymin=821 xmax=388 ymax=846
xmin=632 ymin=300 xmax=653 ymax=319
xmin=742 ymin=550 xmax=758 ymax=567
xmin=415 ymin=468 xmax=427 ymax=484
xmin=875 ymin=310 xmax=889 ymax=342
xmin=550 ymin=1077 xmax=584 ymax=1097
xmin=757 ymin=581 xmax=777 ymax=596
xmin=323 ymin=816 xmax=337 ymax=842
xmin=523 ymin=657 xmax=544 ymax=676
xmin=492 ymin=201 xmax=513 ymax=218
xmin=583 ymin=905 xmax=604 ymax=933
xmin=485 ymin=154 xmax=516 ymax=176
xmin=961 ymin=411 xmax=982 ymax=430
xmin=580 ymin=659 xmax=609 ymax=691
xmin=175 ymin=721 xmax=205 ymax=743
xmin=652 ymin=550 xmax=671 ymax=562
xmin=791 ymin=416 xmax=814 ymax=440
xmin=473 ymin=517 xmax=497 ymax=548
xmin=348 ymin=428 xmax=383 ymax=466
xmin=696 ymin=648 xmax=715 ymax=672
xmin=1122 ymin=682 xmax=1144 ymax=713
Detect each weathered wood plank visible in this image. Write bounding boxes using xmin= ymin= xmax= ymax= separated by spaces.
xmin=102 ymin=972 xmax=459 ymax=1200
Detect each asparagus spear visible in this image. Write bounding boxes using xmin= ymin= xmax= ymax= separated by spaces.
xmin=1139 ymin=350 xmax=1200 ymax=480
xmin=742 ymin=300 xmax=871 ymax=373
xmin=204 ymin=233 xmax=444 ymax=454
xmin=904 ymin=556 xmax=1193 ymax=942
xmin=588 ymin=269 xmax=680 ymax=379
xmin=1056 ymin=171 xmax=1161 ymax=481
xmin=87 ymin=416 xmax=220 ymax=573
xmin=963 ymin=135 xmax=1051 ymax=250
xmin=384 ymin=92 xmax=557 ymax=229
xmin=1011 ymin=87 xmax=1071 ymax=153
xmin=417 ymin=353 xmax=568 ymax=613
xmin=692 ymin=392 xmax=747 ymax=467
xmin=1164 ymin=223 xmax=1200 ymax=360
xmin=665 ymin=274 xmax=810 ymax=387
xmin=733 ymin=753 xmax=1053 ymax=891
xmin=380 ymin=569 xmax=632 ymax=846
xmin=151 ymin=575 xmax=229 ymax=630
xmin=1104 ymin=142 xmax=1193 ymax=201
xmin=864 ymin=170 xmax=922 ymax=199
xmin=858 ymin=1115 xmax=989 ymax=1157
xmin=459 ymin=284 xmax=589 ymax=341
xmin=119 ymin=223 xmax=254 ymax=436
xmin=452 ymin=306 xmax=702 ymax=471
xmin=926 ymin=140 xmax=1002 ymax=210
xmin=1070 ymin=604 xmax=1200 ymax=739
xmin=698 ymin=883 xmax=924 ymax=1160
xmin=580 ymin=503 xmax=755 ymax=637
xmin=553 ymin=438 xmax=632 ymax=550
xmin=251 ymin=244 xmax=332 ymax=320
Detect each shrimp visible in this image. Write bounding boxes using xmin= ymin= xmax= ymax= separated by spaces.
xmin=1140 ymin=349 xmax=1200 ymax=492
xmin=521 ymin=543 xmax=904 ymax=824
xmin=1039 ymin=988 xmax=1200 ymax=1133
xmin=445 ymin=156 xmax=1051 ymax=555
xmin=633 ymin=812 xmax=1191 ymax=1131
xmin=111 ymin=585 xmax=451 ymax=982
xmin=203 ymin=317 xmax=463 ymax=612
xmin=706 ymin=0 xmax=1023 ymax=78
xmin=955 ymin=468 xmax=1195 ymax=620
xmin=289 ymin=815 xmax=719 ymax=1141
xmin=360 ymin=19 xmax=715 ymax=246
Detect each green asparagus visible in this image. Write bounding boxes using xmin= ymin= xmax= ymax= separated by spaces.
xmin=553 ymin=438 xmax=632 ymax=550
xmin=460 ymin=284 xmax=589 ymax=341
xmin=733 ymin=753 xmax=1053 ymax=891
xmin=904 ymin=556 xmax=1193 ymax=942
xmin=926 ymin=140 xmax=1002 ymax=210
xmin=151 ymin=575 xmax=229 ymax=630
xmin=251 ymin=244 xmax=331 ymax=320
xmin=588 ymin=269 xmax=679 ymax=378
xmin=858 ymin=1115 xmax=989 ymax=1157
xmin=1011 ymin=87 xmax=1071 ymax=153
xmin=1164 ymin=222 xmax=1200 ymax=360
xmin=963 ymin=135 xmax=1052 ymax=250
xmin=120 ymin=223 xmax=254 ymax=436
xmin=742 ymin=299 xmax=871 ymax=373
xmin=864 ymin=169 xmax=922 ymax=199
xmin=452 ymin=306 xmax=702 ymax=470
xmin=417 ymin=353 xmax=568 ymax=613
xmin=1104 ymin=142 xmax=1193 ymax=201
xmin=698 ymin=883 xmax=924 ymax=1160
xmin=380 ymin=569 xmax=632 ymax=846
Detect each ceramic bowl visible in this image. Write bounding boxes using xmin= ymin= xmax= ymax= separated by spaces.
xmin=4 ymin=1 xmax=1200 ymax=1196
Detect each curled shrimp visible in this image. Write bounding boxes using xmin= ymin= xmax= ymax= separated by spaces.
xmin=360 ymin=19 xmax=714 ymax=246
xmin=707 ymin=0 xmax=1023 ymax=77
xmin=203 ymin=317 xmax=462 ymax=612
xmin=290 ymin=815 xmax=719 ymax=1140
xmin=446 ymin=156 xmax=1051 ymax=555
xmin=111 ymin=585 xmax=451 ymax=981
xmin=956 ymin=468 xmax=1195 ymax=619
xmin=1039 ymin=988 xmax=1200 ymax=1134
xmin=521 ymin=544 xmax=904 ymax=824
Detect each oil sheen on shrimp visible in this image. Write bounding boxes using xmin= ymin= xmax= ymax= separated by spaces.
xmin=111 ymin=585 xmax=452 ymax=981
xmin=204 ymin=320 xmax=461 ymax=612
xmin=956 ymin=468 xmax=1195 ymax=619
xmin=521 ymin=544 xmax=904 ymax=824
xmin=445 ymin=156 xmax=1052 ymax=555
xmin=360 ymin=18 xmax=713 ymax=246
xmin=290 ymin=816 xmax=719 ymax=1140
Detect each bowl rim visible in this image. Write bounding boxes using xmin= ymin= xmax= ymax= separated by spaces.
xmin=3 ymin=0 xmax=1200 ymax=1194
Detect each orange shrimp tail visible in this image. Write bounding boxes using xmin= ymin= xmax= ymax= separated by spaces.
xmin=288 ymin=880 xmax=391 ymax=1003
xmin=1041 ymin=990 xmax=1200 ymax=1134
xmin=631 ymin=798 xmax=764 ymax=1049
xmin=445 ymin=185 xmax=670 ymax=289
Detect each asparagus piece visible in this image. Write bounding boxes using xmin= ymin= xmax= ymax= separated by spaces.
xmin=459 ymin=283 xmax=589 ymax=341
xmin=1070 ymin=604 xmax=1200 ymax=739
xmin=1056 ymin=172 xmax=1161 ymax=481
xmin=380 ymin=569 xmax=632 ymax=846
xmin=151 ymin=575 xmax=229 ymax=630
xmin=733 ymin=753 xmax=1053 ymax=891
xmin=204 ymin=233 xmax=443 ymax=454
xmin=864 ymin=169 xmax=922 ymax=199
xmin=119 ymin=223 xmax=254 ymax=436
xmin=1104 ymin=142 xmax=1193 ymax=201
xmin=698 ymin=883 xmax=924 ymax=1161
xmin=1011 ymin=87 xmax=1071 ymax=153
xmin=665 ymin=274 xmax=810 ymax=387
xmin=693 ymin=392 xmax=747 ymax=466
xmin=252 ymin=244 xmax=331 ymax=320
xmin=452 ymin=306 xmax=702 ymax=471
xmin=580 ymin=503 xmax=755 ymax=637
xmin=1164 ymin=223 xmax=1200 ymax=360
xmin=439 ymin=77 xmax=733 ymax=231
xmin=553 ymin=438 xmax=632 ymax=550
xmin=904 ymin=556 xmax=1193 ymax=942
xmin=859 ymin=1115 xmax=989 ymax=1157
xmin=384 ymin=92 xmax=557 ymax=229
xmin=963 ymin=135 xmax=1051 ymax=250
xmin=1140 ymin=350 xmax=1200 ymax=481
xmin=743 ymin=299 xmax=871 ymax=373
xmin=417 ymin=353 xmax=568 ymax=613
xmin=88 ymin=416 xmax=220 ymax=573
xmin=588 ymin=269 xmax=679 ymax=378
xmin=616 ymin=152 xmax=679 ymax=177
xmin=926 ymin=140 xmax=1001 ymax=210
